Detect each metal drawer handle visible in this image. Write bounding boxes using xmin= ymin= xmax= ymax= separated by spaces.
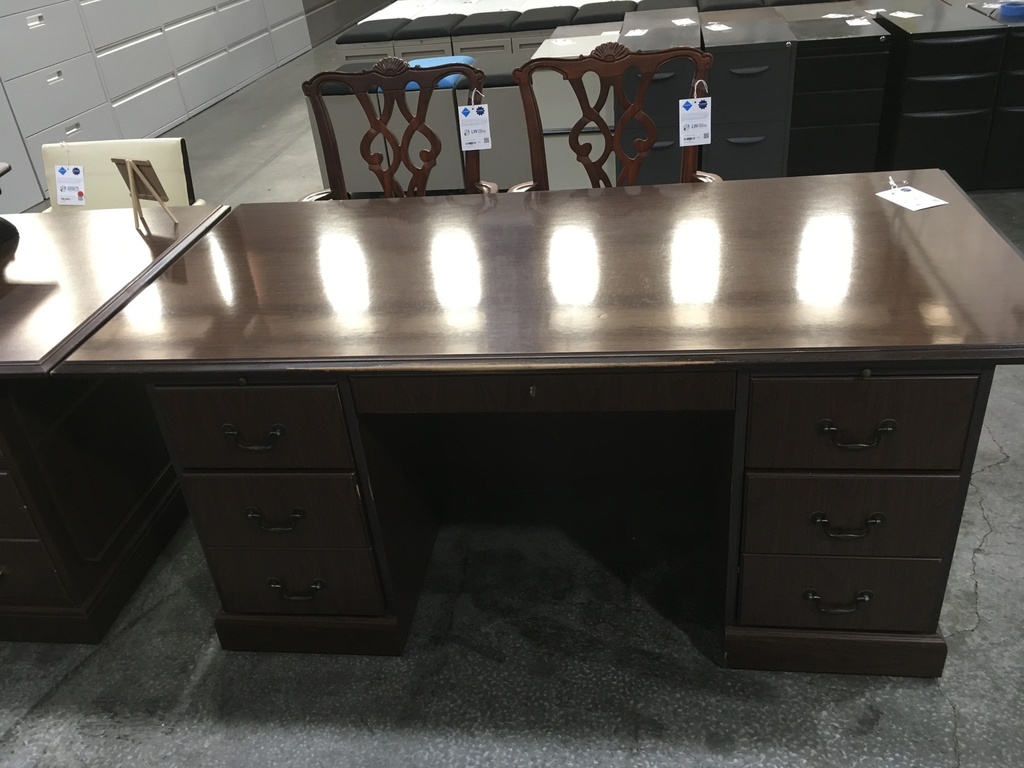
xmin=817 ymin=418 xmax=897 ymax=450
xmin=267 ymin=577 xmax=325 ymax=601
xmin=730 ymin=65 xmax=770 ymax=76
xmin=810 ymin=512 xmax=885 ymax=539
xmin=221 ymin=423 xmax=285 ymax=451
xmin=725 ymin=136 xmax=765 ymax=145
xmin=803 ymin=588 xmax=873 ymax=614
xmin=27 ymin=14 xmax=45 ymax=29
xmin=246 ymin=506 xmax=305 ymax=532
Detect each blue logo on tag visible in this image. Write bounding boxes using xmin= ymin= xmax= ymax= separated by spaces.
xmin=475 ymin=106 xmax=485 ymax=115
xmin=698 ymin=99 xmax=708 ymax=109
xmin=461 ymin=107 xmax=471 ymax=116
xmin=72 ymin=167 xmax=81 ymax=175
xmin=58 ymin=167 xmax=67 ymax=175
xmin=682 ymin=101 xmax=693 ymax=111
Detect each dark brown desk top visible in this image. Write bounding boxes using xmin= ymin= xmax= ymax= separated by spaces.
xmin=60 ymin=170 xmax=1024 ymax=375
xmin=0 ymin=205 xmax=228 ymax=375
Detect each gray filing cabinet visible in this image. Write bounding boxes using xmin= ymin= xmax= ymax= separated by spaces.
xmin=701 ymin=7 xmax=796 ymax=180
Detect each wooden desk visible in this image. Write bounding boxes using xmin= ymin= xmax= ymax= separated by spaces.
xmin=0 ymin=204 xmax=229 ymax=642
xmin=60 ymin=170 xmax=1024 ymax=676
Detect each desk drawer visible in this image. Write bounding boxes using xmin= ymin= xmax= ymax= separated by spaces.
xmin=153 ymin=385 xmax=354 ymax=469
xmin=743 ymin=473 xmax=961 ymax=558
xmin=746 ymin=376 xmax=978 ymax=470
xmin=206 ymin=548 xmax=385 ymax=616
xmin=0 ymin=541 xmax=70 ymax=607
xmin=352 ymin=372 xmax=735 ymax=413
xmin=708 ymin=49 xmax=794 ymax=124
xmin=182 ymin=472 xmax=369 ymax=549
xmin=0 ymin=473 xmax=37 ymax=540
xmin=738 ymin=554 xmax=943 ymax=632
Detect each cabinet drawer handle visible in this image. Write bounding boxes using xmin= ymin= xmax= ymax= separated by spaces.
xmin=246 ymin=506 xmax=305 ymax=532
xmin=726 ymin=136 xmax=765 ymax=145
xmin=810 ymin=512 xmax=885 ymax=539
xmin=221 ymin=423 xmax=285 ymax=451
xmin=27 ymin=14 xmax=45 ymax=29
xmin=803 ymin=588 xmax=872 ymax=614
xmin=816 ymin=418 xmax=896 ymax=450
xmin=729 ymin=65 xmax=769 ymax=76
xmin=267 ymin=577 xmax=325 ymax=601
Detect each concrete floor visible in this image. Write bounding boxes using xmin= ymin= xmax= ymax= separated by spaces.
xmin=3 ymin=38 xmax=1024 ymax=768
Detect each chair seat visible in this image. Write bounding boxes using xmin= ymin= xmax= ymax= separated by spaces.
xmin=697 ymin=0 xmax=765 ymax=10
xmin=336 ymin=18 xmax=410 ymax=44
xmin=453 ymin=11 xmax=522 ymax=36
xmin=510 ymin=7 xmax=578 ymax=32
xmin=393 ymin=14 xmax=467 ymax=40
xmin=572 ymin=1 xmax=638 ymax=25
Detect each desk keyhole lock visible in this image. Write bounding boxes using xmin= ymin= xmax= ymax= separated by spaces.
xmin=528 ymin=384 xmax=538 ymax=398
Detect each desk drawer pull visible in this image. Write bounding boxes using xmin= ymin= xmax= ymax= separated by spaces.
xmin=817 ymin=418 xmax=896 ymax=450
xmin=803 ymin=588 xmax=873 ymax=614
xmin=730 ymin=65 xmax=770 ymax=76
xmin=267 ymin=577 xmax=325 ymax=601
xmin=221 ymin=423 xmax=285 ymax=451
xmin=245 ymin=506 xmax=305 ymax=532
xmin=810 ymin=512 xmax=885 ymax=539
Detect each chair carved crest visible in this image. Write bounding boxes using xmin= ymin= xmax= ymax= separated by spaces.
xmin=512 ymin=45 xmax=714 ymax=190
xmin=302 ymin=59 xmax=486 ymax=198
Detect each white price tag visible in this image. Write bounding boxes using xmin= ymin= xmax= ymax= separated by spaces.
xmin=876 ymin=184 xmax=948 ymax=211
xmin=679 ymin=97 xmax=711 ymax=147
xmin=54 ymin=165 xmax=85 ymax=206
xmin=705 ymin=22 xmax=731 ymax=31
xmin=459 ymin=104 xmax=492 ymax=151
xmin=672 ymin=18 xmax=697 ymax=25
xmin=890 ymin=10 xmax=923 ymax=17
xmin=847 ymin=17 xmax=872 ymax=25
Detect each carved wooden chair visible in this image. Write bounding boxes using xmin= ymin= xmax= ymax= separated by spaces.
xmin=302 ymin=57 xmax=492 ymax=199
xmin=511 ymin=42 xmax=717 ymax=191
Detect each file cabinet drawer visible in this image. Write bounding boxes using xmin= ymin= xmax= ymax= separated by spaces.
xmin=743 ymin=473 xmax=961 ymax=558
xmin=746 ymin=376 xmax=978 ymax=470
xmin=738 ymin=554 xmax=944 ymax=632
xmin=709 ymin=49 xmax=794 ymax=124
xmin=0 ymin=1 xmax=91 ymax=81
xmin=182 ymin=472 xmax=369 ymax=549
xmin=0 ymin=473 xmax=37 ymax=540
xmin=206 ymin=547 xmax=385 ymax=616
xmin=0 ymin=541 xmax=70 ymax=607
xmin=4 ymin=53 xmax=106 ymax=138
xmin=96 ymin=31 xmax=176 ymax=100
xmin=153 ymin=385 xmax=354 ymax=469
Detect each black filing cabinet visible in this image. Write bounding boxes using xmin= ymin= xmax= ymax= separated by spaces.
xmin=859 ymin=0 xmax=1005 ymax=190
xmin=700 ymin=8 xmax=796 ymax=180
xmin=615 ymin=9 xmax=703 ymax=185
xmin=777 ymin=3 xmax=890 ymax=177
xmin=970 ymin=4 xmax=1024 ymax=189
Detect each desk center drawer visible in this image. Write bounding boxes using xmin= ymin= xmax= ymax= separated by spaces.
xmin=181 ymin=473 xmax=369 ymax=549
xmin=153 ymin=385 xmax=354 ymax=469
xmin=746 ymin=376 xmax=978 ymax=470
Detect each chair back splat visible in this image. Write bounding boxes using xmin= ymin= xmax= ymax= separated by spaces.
xmin=302 ymin=57 xmax=488 ymax=199
xmin=512 ymin=42 xmax=714 ymax=190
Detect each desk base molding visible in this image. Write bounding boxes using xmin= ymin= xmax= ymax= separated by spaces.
xmin=214 ymin=613 xmax=405 ymax=655
xmin=724 ymin=626 xmax=948 ymax=677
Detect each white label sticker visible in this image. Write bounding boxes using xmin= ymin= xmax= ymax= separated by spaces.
xmin=672 ymin=18 xmax=697 ymax=25
xmin=847 ymin=17 xmax=872 ymax=25
xmin=890 ymin=10 xmax=923 ymax=17
xmin=624 ymin=28 xmax=648 ymax=36
xmin=679 ymin=97 xmax=711 ymax=147
xmin=54 ymin=165 xmax=85 ymax=206
xmin=876 ymin=185 xmax=948 ymax=211
xmin=459 ymin=104 xmax=492 ymax=151
xmin=551 ymin=38 xmax=575 ymax=46
xmin=705 ymin=23 xmax=732 ymax=31
xmin=822 ymin=12 xmax=853 ymax=18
